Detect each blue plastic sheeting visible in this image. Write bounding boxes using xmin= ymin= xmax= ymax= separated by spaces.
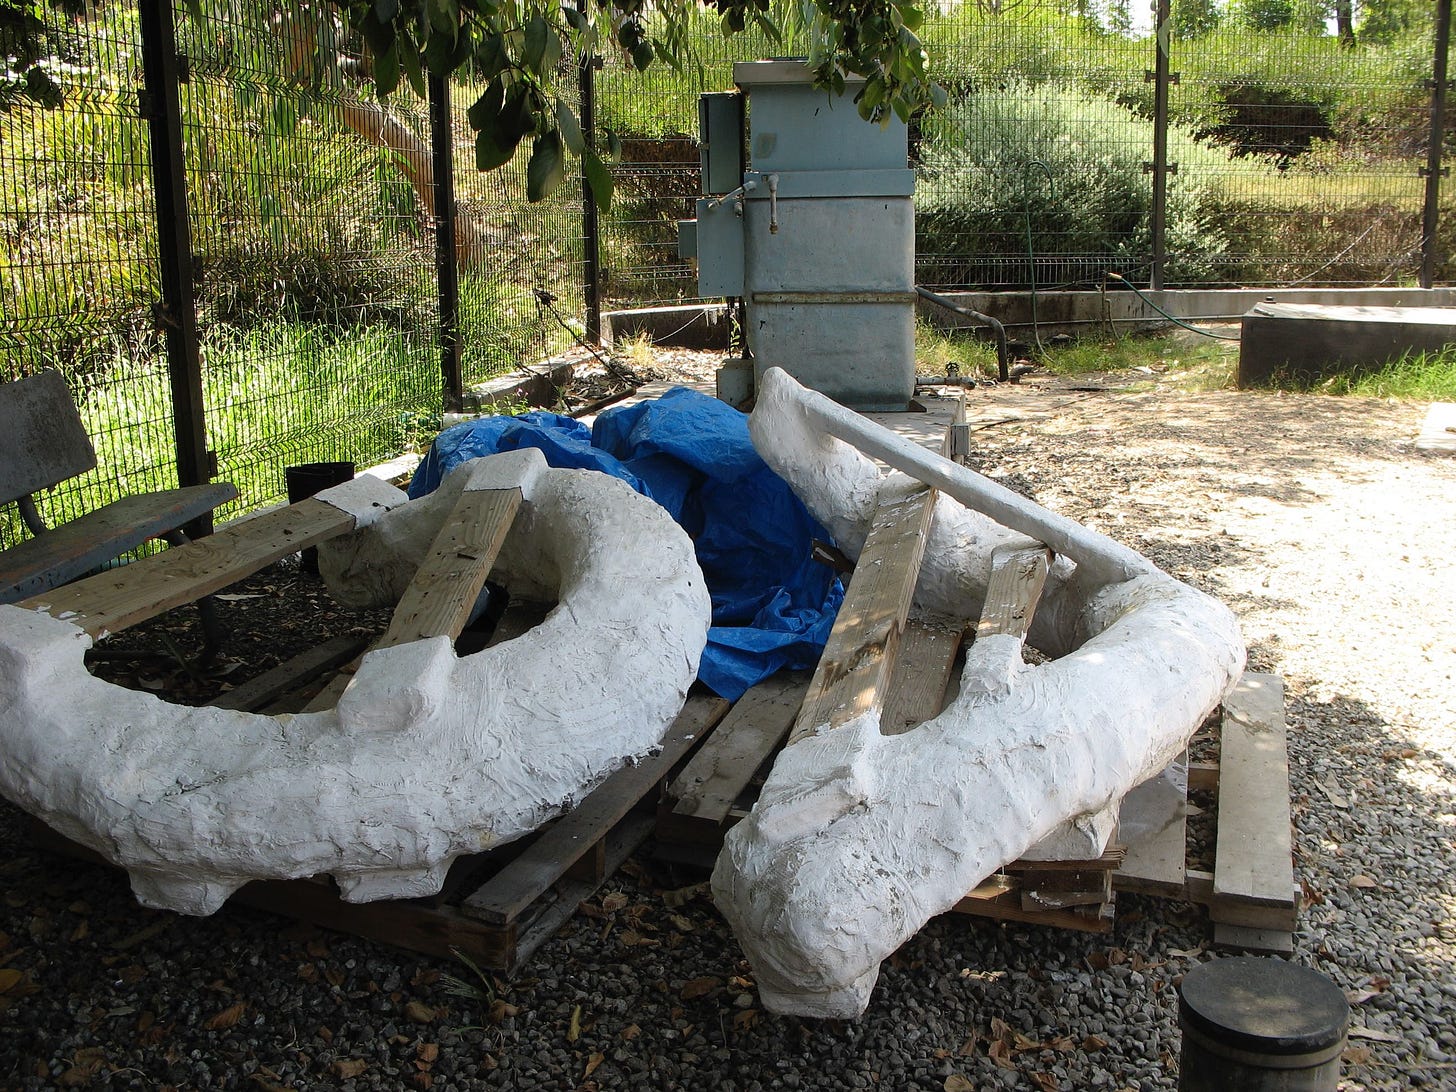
xmin=409 ymin=387 xmax=843 ymax=700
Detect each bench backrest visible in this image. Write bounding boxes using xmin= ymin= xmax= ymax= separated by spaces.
xmin=0 ymin=370 xmax=98 ymax=505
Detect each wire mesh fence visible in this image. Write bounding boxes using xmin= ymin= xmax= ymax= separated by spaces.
xmin=2 ymin=0 xmax=1455 ymax=555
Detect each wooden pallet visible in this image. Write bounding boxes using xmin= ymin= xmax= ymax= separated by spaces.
xmin=31 ymin=690 xmax=730 ymax=974
xmin=656 ymin=669 xmax=1297 ymax=949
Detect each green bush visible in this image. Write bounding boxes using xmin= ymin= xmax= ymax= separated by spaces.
xmin=915 ymin=83 xmax=1233 ymax=288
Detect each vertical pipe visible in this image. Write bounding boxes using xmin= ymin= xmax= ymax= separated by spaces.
xmin=138 ymin=0 xmax=212 ymax=521
xmin=429 ymin=73 xmax=463 ymax=409
xmin=579 ymin=51 xmax=603 ymax=344
xmin=1149 ymin=0 xmax=1172 ymax=292
xmin=1421 ymin=0 xmax=1451 ymax=289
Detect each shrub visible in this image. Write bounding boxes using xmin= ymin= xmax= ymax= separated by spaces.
xmin=915 ymin=83 xmax=1232 ymax=289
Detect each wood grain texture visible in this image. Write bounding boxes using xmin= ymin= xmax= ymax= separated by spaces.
xmin=668 ymin=672 xmax=811 ymax=822
xmin=377 ymin=486 xmax=521 ymax=648
xmin=880 ymin=619 xmax=962 ymax=735
xmin=790 ymin=484 xmax=936 ymax=744
xmin=974 ymin=543 xmax=1051 ymax=642
xmin=21 ymin=497 xmax=353 ymax=637
xmin=1212 ymin=673 xmax=1295 ymax=925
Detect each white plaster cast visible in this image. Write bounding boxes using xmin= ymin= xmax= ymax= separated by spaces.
xmin=0 ymin=452 xmax=711 ymax=916
xmin=715 ymin=368 xmax=1245 ymax=1018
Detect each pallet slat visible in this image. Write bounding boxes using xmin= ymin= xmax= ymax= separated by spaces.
xmin=790 ymin=484 xmax=936 ymax=744
xmin=1211 ymin=673 xmax=1296 ymax=928
xmin=880 ymin=619 xmax=962 ymax=735
xmin=462 ymin=695 xmax=730 ymax=926
xmin=378 ymin=487 xmax=521 ymax=649
xmin=668 ymin=673 xmax=810 ymax=823
xmin=22 ymin=497 xmax=355 ymax=638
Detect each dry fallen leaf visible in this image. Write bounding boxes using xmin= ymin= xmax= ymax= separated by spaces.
xmin=621 ymin=1023 xmax=641 ymax=1041
xmin=667 ymin=914 xmax=696 ymax=933
xmin=1350 ymin=875 xmax=1379 ymax=889
xmin=487 ymin=1000 xmax=519 ymax=1024
xmin=417 ymin=1042 xmax=439 ymax=1063
xmin=1342 ymin=1045 xmax=1374 ymax=1065
xmin=332 ymin=1059 xmax=368 ymax=1079
xmin=584 ymin=1052 xmax=605 ymax=1078
xmin=680 ymin=976 xmax=719 ymax=1001
xmin=944 ymin=1077 xmax=976 ymax=1092
xmin=1349 ymin=1025 xmax=1401 ymax=1042
xmin=0 ymin=968 xmax=24 ymax=994
xmin=567 ymin=1004 xmax=582 ymax=1042
xmin=205 ymin=1001 xmax=247 ymax=1030
xmin=732 ymin=1009 xmax=759 ymax=1031
xmin=988 ymin=1039 xmax=1016 ymax=1070
xmin=1081 ymin=1034 xmax=1110 ymax=1051
xmin=1029 ymin=1073 xmax=1060 ymax=1092
xmin=601 ymin=892 xmax=629 ymax=913
xmin=404 ymin=1001 xmax=437 ymax=1024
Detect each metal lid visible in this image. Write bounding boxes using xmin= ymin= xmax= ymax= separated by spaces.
xmin=1178 ymin=957 xmax=1350 ymax=1057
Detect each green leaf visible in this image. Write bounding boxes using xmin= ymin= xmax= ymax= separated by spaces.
xmin=427 ymin=0 xmax=457 ymax=35
xmin=374 ymin=0 xmax=400 ymax=22
xmin=582 ymin=146 xmax=614 ymax=211
xmin=630 ymin=40 xmax=654 ymax=71
xmin=374 ymin=43 xmax=401 ymax=96
xmin=474 ymin=34 xmax=508 ymax=82
xmin=526 ymin=131 xmax=565 ymax=202
xmin=467 ymin=79 xmax=505 ymax=130
xmin=555 ymin=97 xmax=584 ymax=155
xmin=476 ymin=125 xmax=521 ymax=171
xmin=604 ymin=127 xmax=622 ymax=159
xmin=523 ymin=13 xmax=550 ymax=73
xmin=425 ymin=27 xmax=455 ymax=74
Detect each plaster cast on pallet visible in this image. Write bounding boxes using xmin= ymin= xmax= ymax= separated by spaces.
xmin=710 ymin=369 xmax=1245 ymax=1018
xmin=0 ymin=451 xmax=711 ymax=916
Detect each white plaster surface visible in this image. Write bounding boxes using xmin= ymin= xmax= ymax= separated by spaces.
xmin=0 ymin=453 xmax=711 ymax=915
xmin=715 ymin=368 xmax=1246 ymax=1017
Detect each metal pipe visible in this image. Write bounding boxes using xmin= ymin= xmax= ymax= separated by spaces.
xmin=1149 ymin=0 xmax=1173 ymax=292
xmin=428 ymin=73 xmax=462 ymax=410
xmin=770 ymin=370 xmax=1154 ymax=587
xmin=916 ymin=286 xmax=1010 ymax=382
xmin=579 ymin=49 xmax=603 ymax=342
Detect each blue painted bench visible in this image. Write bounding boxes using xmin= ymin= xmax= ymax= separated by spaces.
xmin=0 ymin=370 xmax=238 ymax=624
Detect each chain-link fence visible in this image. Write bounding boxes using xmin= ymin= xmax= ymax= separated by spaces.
xmin=0 ymin=0 xmax=583 ymax=552
xmin=3 ymin=0 xmax=1455 ymax=551
xmin=597 ymin=2 xmax=1451 ymax=299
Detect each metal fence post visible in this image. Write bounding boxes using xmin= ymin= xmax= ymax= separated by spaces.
xmin=1421 ymin=0 xmax=1451 ymax=289
xmin=429 ymin=73 xmax=464 ymax=409
xmin=1146 ymin=0 xmax=1173 ymax=292
xmin=138 ymin=0 xmax=212 ymax=514
xmin=580 ymin=51 xmax=603 ymax=344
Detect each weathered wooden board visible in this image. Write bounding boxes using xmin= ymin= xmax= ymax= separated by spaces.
xmin=1211 ymin=673 xmax=1295 ymax=928
xmin=377 ymin=487 xmax=521 ymax=649
xmin=974 ymin=543 xmax=1051 ymax=643
xmin=207 ymin=635 xmax=367 ymax=713
xmin=790 ymin=484 xmax=936 ymax=744
xmin=880 ymin=619 xmax=962 ymax=736
xmin=668 ymin=673 xmax=811 ymax=823
xmin=462 ymin=695 xmax=730 ymax=926
xmin=21 ymin=497 xmax=353 ymax=637
xmin=1 ymin=484 xmax=239 ymax=604
xmin=954 ymin=873 xmax=1115 ymax=934
xmin=1114 ymin=757 xmax=1190 ymax=899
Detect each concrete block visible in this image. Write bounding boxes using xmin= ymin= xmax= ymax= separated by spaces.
xmin=1238 ymin=303 xmax=1456 ymax=387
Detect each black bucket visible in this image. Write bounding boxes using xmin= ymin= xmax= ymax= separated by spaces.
xmin=1178 ymin=957 xmax=1349 ymax=1091
xmin=284 ymin=461 xmax=355 ymax=573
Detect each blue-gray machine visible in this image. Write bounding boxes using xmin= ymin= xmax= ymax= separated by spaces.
xmin=678 ymin=60 xmax=916 ymax=411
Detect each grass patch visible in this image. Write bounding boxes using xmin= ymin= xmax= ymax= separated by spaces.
xmin=915 ymin=321 xmax=1001 ymax=379
xmin=1311 ymin=346 xmax=1456 ymax=400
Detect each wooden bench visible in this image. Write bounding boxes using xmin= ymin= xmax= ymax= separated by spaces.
xmin=0 ymin=370 xmax=237 ymax=649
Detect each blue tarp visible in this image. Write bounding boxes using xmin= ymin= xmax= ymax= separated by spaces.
xmin=409 ymin=387 xmax=843 ymax=700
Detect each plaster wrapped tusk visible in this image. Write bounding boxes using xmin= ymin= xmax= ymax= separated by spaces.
xmin=0 ymin=453 xmax=711 ymax=916
xmin=711 ymin=368 xmax=1245 ymax=1018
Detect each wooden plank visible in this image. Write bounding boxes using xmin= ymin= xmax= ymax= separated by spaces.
xmin=462 ymin=695 xmax=731 ymax=925
xmin=1187 ymin=761 xmax=1220 ymax=793
xmin=880 ymin=618 xmax=962 ymax=735
xmin=377 ymin=487 xmax=522 ymax=649
xmin=953 ymin=874 xmax=1114 ymax=934
xmin=790 ymin=484 xmax=937 ymax=744
xmin=21 ymin=497 xmax=354 ymax=637
xmin=974 ymin=543 xmax=1051 ymax=643
xmin=1 ymin=484 xmax=238 ymax=603
xmin=1212 ymin=673 xmax=1295 ymax=917
xmin=1114 ymin=757 xmax=1190 ymax=899
xmin=1212 ymin=921 xmax=1294 ymax=956
xmin=301 ymin=654 xmax=364 ymax=714
xmin=668 ymin=672 xmax=811 ymax=823
xmin=207 ymin=636 xmax=368 ymax=712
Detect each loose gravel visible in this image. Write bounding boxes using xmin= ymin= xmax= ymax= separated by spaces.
xmin=2 ymin=367 xmax=1454 ymax=1091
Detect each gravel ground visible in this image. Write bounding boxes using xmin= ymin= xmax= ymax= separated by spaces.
xmin=2 ymin=359 xmax=1454 ymax=1091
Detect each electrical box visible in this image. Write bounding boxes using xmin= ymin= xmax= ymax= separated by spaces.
xmin=676 ymin=60 xmax=916 ymax=410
